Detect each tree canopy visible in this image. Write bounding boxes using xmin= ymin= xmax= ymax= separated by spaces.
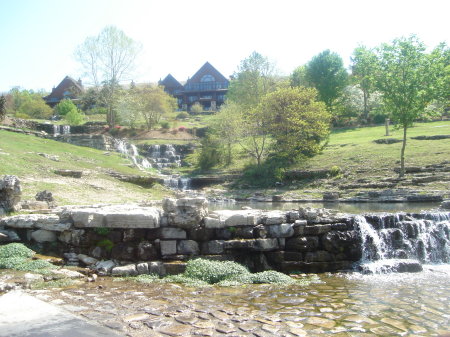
xmin=305 ymin=50 xmax=348 ymax=114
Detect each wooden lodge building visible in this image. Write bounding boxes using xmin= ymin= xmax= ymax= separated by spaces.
xmin=44 ymin=76 xmax=84 ymax=108
xmin=159 ymin=62 xmax=229 ymax=111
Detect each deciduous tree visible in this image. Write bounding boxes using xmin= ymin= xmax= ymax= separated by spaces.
xmin=351 ymin=45 xmax=378 ymax=122
xmin=0 ymin=95 xmax=6 ymax=121
xmin=305 ymin=50 xmax=348 ymax=114
xmin=75 ymin=26 xmax=142 ymax=126
xmin=375 ymin=35 xmax=447 ymax=177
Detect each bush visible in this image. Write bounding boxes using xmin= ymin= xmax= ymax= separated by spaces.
xmin=0 ymin=243 xmax=35 ymax=259
xmin=160 ymin=121 xmax=170 ymax=130
xmin=249 ymin=271 xmax=295 ymax=284
xmin=190 ymin=102 xmax=203 ymax=114
xmin=176 ymin=112 xmax=189 ymax=120
xmin=64 ymin=108 xmax=84 ymax=125
xmin=184 ymin=259 xmax=249 ymax=284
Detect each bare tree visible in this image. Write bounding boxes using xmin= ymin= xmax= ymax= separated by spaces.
xmin=75 ymin=26 xmax=142 ymax=126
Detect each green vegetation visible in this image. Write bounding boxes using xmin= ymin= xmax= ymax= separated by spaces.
xmin=114 ymin=259 xmax=313 ymax=287
xmin=0 ymin=243 xmax=55 ymax=273
xmin=0 ymin=130 xmax=171 ymax=204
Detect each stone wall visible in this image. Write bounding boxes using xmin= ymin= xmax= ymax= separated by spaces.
xmin=54 ymin=134 xmax=115 ymax=151
xmin=1 ymin=198 xmax=448 ymax=276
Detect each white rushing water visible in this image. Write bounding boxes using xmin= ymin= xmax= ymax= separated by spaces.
xmin=53 ymin=125 xmax=71 ymax=136
xmin=355 ymin=212 xmax=450 ymax=273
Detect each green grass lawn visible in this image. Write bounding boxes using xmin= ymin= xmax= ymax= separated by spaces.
xmin=0 ymin=130 xmax=172 ymax=205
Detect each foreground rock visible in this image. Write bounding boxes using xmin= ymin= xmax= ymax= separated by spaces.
xmin=0 ymin=175 xmax=21 ymax=215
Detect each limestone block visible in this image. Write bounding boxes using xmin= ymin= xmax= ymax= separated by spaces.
xmin=95 ymin=260 xmax=116 ymax=275
xmin=210 ymin=210 xmax=261 ymax=228
xmin=287 ymin=211 xmax=300 ymax=223
xmin=37 ymin=222 xmax=72 ymax=232
xmin=204 ymin=217 xmax=221 ymax=229
xmin=298 ymin=224 xmax=332 ymax=236
xmin=2 ymin=214 xmax=60 ymax=229
xmin=262 ymin=211 xmax=286 ymax=225
xmin=163 ymin=197 xmax=208 ymax=228
xmin=304 ymin=250 xmax=332 ymax=262
xmin=159 ymin=227 xmax=187 ymax=239
xmin=137 ymin=241 xmax=157 ymax=260
xmin=136 ymin=262 xmax=149 ymax=274
xmin=31 ymin=229 xmax=57 ymax=243
xmin=77 ymin=254 xmax=98 ymax=266
xmin=202 ymin=240 xmax=225 ymax=255
xmin=254 ymin=238 xmax=279 ymax=251
xmin=71 ymin=205 xmax=161 ymax=229
xmin=111 ymin=264 xmax=138 ymax=276
xmin=177 ymin=240 xmax=199 ymax=255
xmin=0 ymin=175 xmax=21 ymax=212
xmin=286 ymin=236 xmax=319 ymax=252
xmin=268 ymin=223 xmax=294 ymax=238
xmin=160 ymin=240 xmax=177 ymax=256
xmin=0 ymin=229 xmax=20 ymax=242
xmin=58 ymin=229 xmax=85 ymax=246
xmin=148 ymin=261 xmax=166 ymax=276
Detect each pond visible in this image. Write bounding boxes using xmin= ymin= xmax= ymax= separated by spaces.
xmin=33 ymin=265 xmax=450 ymax=336
xmin=209 ymin=201 xmax=441 ymax=214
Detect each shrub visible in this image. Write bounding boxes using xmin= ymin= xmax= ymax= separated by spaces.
xmin=190 ymin=102 xmax=203 ymax=114
xmin=249 ymin=271 xmax=295 ymax=284
xmin=176 ymin=112 xmax=189 ymax=120
xmin=160 ymin=121 xmax=170 ymax=130
xmin=97 ymin=239 xmax=114 ymax=252
xmin=64 ymin=108 xmax=84 ymax=125
xmin=183 ymin=258 xmax=250 ymax=284
xmin=0 ymin=243 xmax=35 ymax=259
xmin=94 ymin=227 xmax=110 ymax=236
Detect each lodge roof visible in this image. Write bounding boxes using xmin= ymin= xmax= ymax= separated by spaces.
xmin=186 ymin=62 xmax=228 ymax=85
xmin=45 ymin=76 xmax=84 ymax=100
xmin=159 ymin=74 xmax=183 ymax=89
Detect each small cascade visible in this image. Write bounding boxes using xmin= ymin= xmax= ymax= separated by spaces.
xmin=113 ymin=138 xmax=152 ymax=171
xmin=53 ymin=125 xmax=71 ymax=136
xmin=163 ymin=175 xmax=191 ymax=190
xmin=355 ymin=212 xmax=450 ymax=273
xmin=146 ymin=144 xmax=182 ymax=169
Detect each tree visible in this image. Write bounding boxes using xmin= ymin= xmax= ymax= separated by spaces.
xmin=208 ymin=101 xmax=243 ymax=165
xmin=261 ymin=87 xmax=331 ymax=161
xmin=375 ymin=36 xmax=447 ymax=177
xmin=64 ymin=108 xmax=84 ymax=125
xmin=351 ymin=45 xmax=379 ymax=122
xmin=75 ymin=26 xmax=142 ymax=126
xmin=0 ymin=95 xmax=6 ymax=121
xmin=227 ymin=51 xmax=279 ymax=110
xmin=290 ymin=65 xmax=310 ymax=88
xmin=54 ymin=99 xmax=78 ymax=116
xmin=190 ymin=102 xmax=203 ymax=114
xmin=122 ymin=85 xmax=176 ymax=131
xmin=305 ymin=50 xmax=348 ymax=114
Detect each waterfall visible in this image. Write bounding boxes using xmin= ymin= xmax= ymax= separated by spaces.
xmin=113 ymin=138 xmax=152 ymax=171
xmin=53 ymin=125 xmax=71 ymax=136
xmin=355 ymin=212 xmax=450 ymax=273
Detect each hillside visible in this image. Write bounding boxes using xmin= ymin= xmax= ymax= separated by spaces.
xmin=0 ymin=130 xmax=172 ymax=205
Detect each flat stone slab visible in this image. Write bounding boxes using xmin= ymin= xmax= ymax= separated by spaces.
xmin=0 ymin=291 xmax=124 ymax=336
xmin=69 ymin=204 xmax=161 ymax=228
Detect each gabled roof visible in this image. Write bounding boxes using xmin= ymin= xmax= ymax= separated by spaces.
xmin=186 ymin=62 xmax=229 ymax=85
xmin=159 ymin=74 xmax=183 ymax=89
xmin=45 ymin=76 xmax=84 ymax=100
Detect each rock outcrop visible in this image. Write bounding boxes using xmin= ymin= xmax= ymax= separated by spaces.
xmin=0 ymin=175 xmax=21 ymax=215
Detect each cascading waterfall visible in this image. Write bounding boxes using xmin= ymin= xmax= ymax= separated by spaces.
xmin=355 ymin=212 xmax=450 ymax=273
xmin=53 ymin=125 xmax=71 ymax=136
xmin=114 ymin=139 xmax=152 ymax=171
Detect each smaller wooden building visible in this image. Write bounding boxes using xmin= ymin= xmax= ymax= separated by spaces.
xmin=44 ymin=76 xmax=84 ymax=108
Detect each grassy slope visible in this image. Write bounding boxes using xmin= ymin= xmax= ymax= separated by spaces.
xmin=0 ymin=130 xmax=172 ymax=205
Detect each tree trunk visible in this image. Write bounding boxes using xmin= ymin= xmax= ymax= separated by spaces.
xmin=363 ymin=90 xmax=369 ymax=122
xmin=399 ymin=125 xmax=407 ymax=178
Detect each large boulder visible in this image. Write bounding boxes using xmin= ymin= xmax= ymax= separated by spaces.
xmin=0 ymin=175 xmax=21 ymax=214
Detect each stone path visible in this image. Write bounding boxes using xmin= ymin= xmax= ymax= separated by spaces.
xmin=0 ymin=291 xmax=124 ymax=337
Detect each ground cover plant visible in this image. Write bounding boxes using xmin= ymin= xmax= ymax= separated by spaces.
xmin=0 ymin=243 xmax=55 ymax=273
xmin=115 ymin=258 xmax=318 ymax=287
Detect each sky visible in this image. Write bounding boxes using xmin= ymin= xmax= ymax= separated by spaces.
xmin=0 ymin=0 xmax=449 ymax=93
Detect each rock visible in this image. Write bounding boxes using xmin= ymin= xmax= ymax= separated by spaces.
xmin=148 ymin=261 xmax=166 ymax=276
xmin=0 ymin=175 xmax=21 ymax=213
xmin=35 ymin=190 xmax=54 ymax=203
xmin=137 ymin=241 xmax=157 ymax=260
xmin=24 ymin=273 xmax=45 ymax=284
xmin=201 ymin=240 xmax=224 ymax=254
xmin=262 ymin=211 xmax=286 ymax=225
xmin=407 ymin=194 xmax=443 ymax=202
xmin=111 ymin=243 xmax=135 ymax=260
xmin=20 ymin=201 xmax=50 ymax=211
xmin=268 ymin=223 xmax=294 ymax=238
xmin=95 ymin=260 xmax=116 ymax=275
xmin=177 ymin=240 xmax=199 ymax=255
xmin=77 ymin=254 xmax=98 ymax=266
xmin=159 ymin=227 xmax=187 ymax=239
xmin=31 ymin=229 xmax=57 ymax=242
xmin=111 ymin=264 xmax=138 ymax=276
xmin=208 ymin=210 xmax=261 ymax=228
xmin=323 ymin=192 xmax=339 ymax=201
xmin=51 ymin=268 xmax=84 ymax=278
xmin=136 ymin=262 xmax=149 ymax=274
xmin=38 ymin=153 xmax=59 ymax=161
xmin=160 ymin=240 xmax=177 ymax=256
xmin=70 ymin=204 xmax=161 ymax=228
xmin=163 ymin=197 xmax=208 ymax=228
xmin=285 ymin=236 xmax=319 ymax=252
xmin=54 ymin=169 xmax=83 ymax=178
xmin=440 ymin=200 xmax=450 ymax=209
xmin=1 ymin=214 xmax=61 ymax=229
xmin=0 ymin=229 xmax=20 ymax=242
